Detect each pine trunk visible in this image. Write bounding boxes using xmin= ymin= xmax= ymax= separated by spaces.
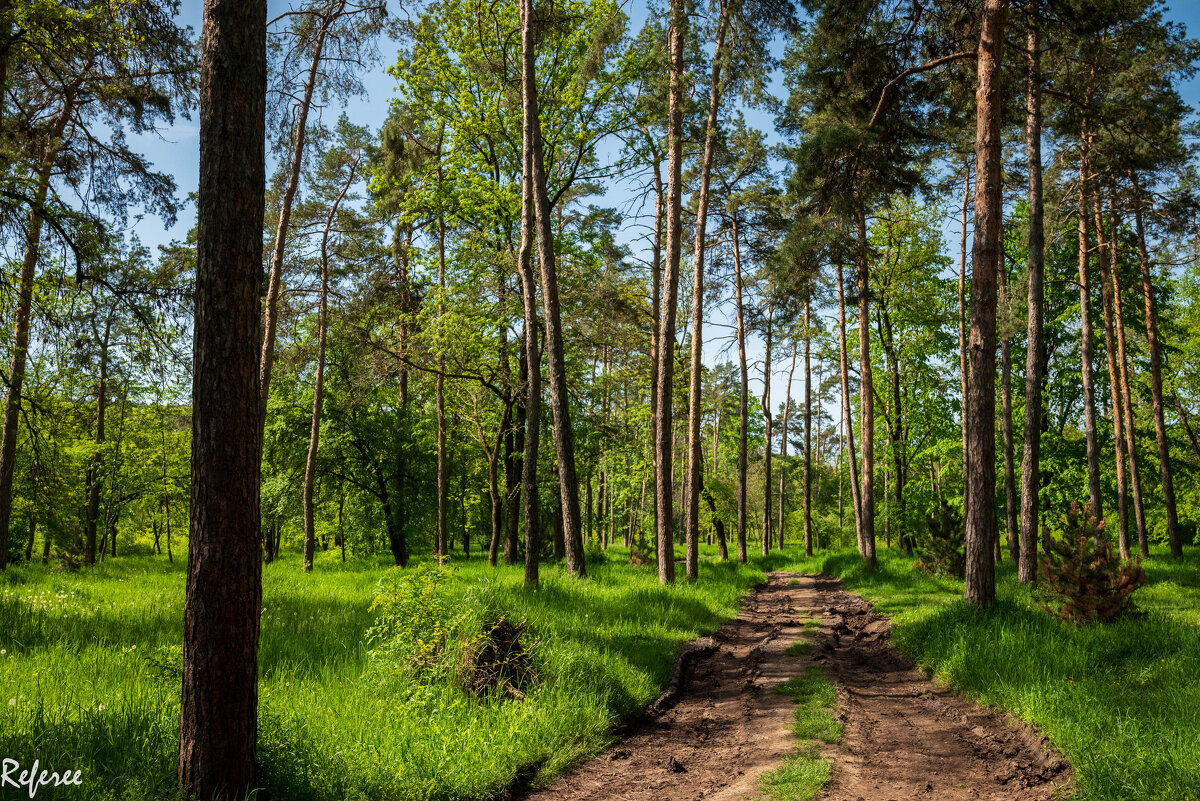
xmin=732 ymin=215 xmax=750 ymax=563
xmin=178 ymin=0 xmax=266 ymax=793
xmin=964 ymin=0 xmax=1008 ymax=608
xmin=855 ymin=210 xmax=875 ymax=569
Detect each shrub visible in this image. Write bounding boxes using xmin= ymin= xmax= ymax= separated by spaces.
xmin=1038 ymin=502 xmax=1147 ymax=624
xmin=914 ymin=500 xmax=964 ymax=579
xmin=366 ymin=563 xmax=538 ymax=699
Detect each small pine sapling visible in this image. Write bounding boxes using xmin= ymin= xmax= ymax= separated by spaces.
xmin=914 ymin=500 xmax=965 ymax=579
xmin=1038 ymin=502 xmax=1147 ymax=624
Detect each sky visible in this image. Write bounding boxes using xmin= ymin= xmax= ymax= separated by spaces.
xmin=123 ymin=0 xmax=1200 ymax=417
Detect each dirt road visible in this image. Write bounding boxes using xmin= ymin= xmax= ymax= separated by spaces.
xmin=523 ymin=572 xmax=1072 ymax=801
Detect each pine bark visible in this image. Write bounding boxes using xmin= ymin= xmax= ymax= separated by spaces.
xmin=1130 ymin=172 xmax=1179 ymax=557
xmin=803 ymin=302 xmax=813 ymax=557
xmin=1000 ymin=259 xmax=1017 ymax=562
xmin=836 ymin=261 xmax=864 ymax=549
xmin=964 ymin=0 xmax=1008 ymax=608
xmin=854 ymin=210 xmax=875 ymax=568
xmin=761 ymin=304 xmax=774 ymax=556
xmin=1019 ymin=11 xmax=1045 ymax=583
xmin=1095 ymin=198 xmax=1131 ymax=557
xmin=654 ymin=0 xmax=685 ymax=584
xmin=685 ymin=1 xmax=728 ymax=581
xmin=178 ymin=0 xmax=266 ymax=793
xmin=779 ymin=339 xmax=797 ymax=547
xmin=732 ymin=215 xmax=750 ymax=563
xmin=524 ymin=0 xmax=585 ymax=578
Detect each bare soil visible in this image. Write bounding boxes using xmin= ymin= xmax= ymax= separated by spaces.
xmin=522 ymin=571 xmax=1073 ymax=801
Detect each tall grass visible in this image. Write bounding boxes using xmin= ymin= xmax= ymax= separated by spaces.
xmin=766 ymin=545 xmax=1200 ymax=801
xmin=0 ymin=548 xmax=762 ymax=800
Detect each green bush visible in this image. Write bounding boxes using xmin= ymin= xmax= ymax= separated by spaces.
xmin=366 ymin=563 xmax=538 ymax=699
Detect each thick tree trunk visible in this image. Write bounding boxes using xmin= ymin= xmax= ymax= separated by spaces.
xmin=178 ymin=0 xmax=266 ymax=794
xmin=653 ymin=0 xmax=685 ymax=584
xmin=1130 ymin=172 xmax=1179 ymax=557
xmin=836 ymin=261 xmax=864 ymax=551
xmin=685 ymin=0 xmax=728 ymax=581
xmin=1095 ymin=198 xmax=1131 ymax=557
xmin=803 ymin=302 xmax=814 ymax=557
xmin=259 ymin=10 xmax=335 ymax=425
xmin=855 ymin=210 xmax=876 ymax=569
xmin=1019 ymin=13 xmax=1045 ymax=583
xmin=964 ymin=0 xmax=1008 ymax=608
xmin=761 ymin=304 xmax=774 ymax=555
xmin=304 ymin=162 xmax=354 ymax=572
xmin=732 ymin=215 xmax=750 ymax=563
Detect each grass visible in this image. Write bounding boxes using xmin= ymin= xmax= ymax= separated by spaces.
xmin=763 ymin=544 xmax=1200 ymax=801
xmin=758 ymin=636 xmax=841 ymax=801
xmin=0 ymin=545 xmax=764 ymax=801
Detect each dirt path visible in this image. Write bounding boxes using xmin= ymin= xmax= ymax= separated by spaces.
xmin=523 ymin=572 xmax=1072 ymax=801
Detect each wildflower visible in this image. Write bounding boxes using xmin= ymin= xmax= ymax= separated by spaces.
xmin=97 ymin=704 xmax=105 ymax=712
xmin=1 ymin=649 xmax=5 ymax=655
xmin=7 ymin=698 xmax=13 ymax=706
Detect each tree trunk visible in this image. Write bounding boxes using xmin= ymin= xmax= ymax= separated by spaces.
xmin=964 ymin=0 xmax=1008 ymax=608
xmin=854 ymin=210 xmax=875 ymax=568
xmin=259 ymin=9 xmax=336 ymax=427
xmin=958 ymin=160 xmax=971 ymax=517
xmin=1095 ymin=197 xmax=1131 ymax=557
xmin=304 ymin=159 xmax=354 ymax=572
xmin=779 ymin=338 xmax=797 ymax=548
xmin=761 ymin=303 xmax=774 ymax=555
xmin=836 ymin=261 xmax=864 ymax=551
xmin=178 ymin=0 xmax=266 ymax=793
xmin=85 ymin=317 xmax=112 ymax=565
xmin=649 ymin=164 xmax=664 ymax=554
xmin=0 ymin=108 xmax=68 ymax=571
xmin=685 ymin=0 xmax=728 ymax=581
xmin=1077 ymin=119 xmax=1103 ymax=520
xmin=505 ymin=352 xmax=526 ymax=564
xmin=732 ymin=214 xmax=750 ymax=563
xmin=1018 ymin=9 xmax=1044 ymax=584
xmin=803 ymin=302 xmax=814 ymax=557
xmin=653 ymin=0 xmax=685 ymax=584
xmin=1000 ymin=255 xmax=1017 ymax=563
xmin=1130 ymin=171 xmax=1179 ymax=557
xmin=517 ymin=2 xmax=543 ymax=587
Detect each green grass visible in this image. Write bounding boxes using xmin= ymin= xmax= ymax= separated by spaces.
xmin=0 ymin=546 xmax=764 ymax=800
xmin=758 ymin=645 xmax=841 ymax=801
xmin=762 ymin=544 xmax=1200 ymax=801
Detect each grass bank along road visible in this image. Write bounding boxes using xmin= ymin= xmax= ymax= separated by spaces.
xmin=523 ymin=571 xmax=1070 ymax=801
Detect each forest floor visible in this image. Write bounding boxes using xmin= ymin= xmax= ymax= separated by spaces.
xmin=525 ymin=571 xmax=1072 ymax=801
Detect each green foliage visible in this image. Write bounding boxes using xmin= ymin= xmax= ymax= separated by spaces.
xmin=1038 ymin=503 xmax=1149 ymax=624
xmin=914 ymin=500 xmax=964 ymax=580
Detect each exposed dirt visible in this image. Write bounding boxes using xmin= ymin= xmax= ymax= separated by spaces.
xmin=521 ymin=572 xmax=1073 ymax=801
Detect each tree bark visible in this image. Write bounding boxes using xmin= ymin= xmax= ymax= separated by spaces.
xmin=303 ymin=158 xmax=355 ymax=572
xmin=855 ymin=210 xmax=876 ymax=569
xmin=779 ymin=338 xmax=796 ymax=548
xmin=1077 ymin=120 xmax=1103 ymax=520
xmin=1018 ymin=9 xmax=1044 ymax=584
xmin=1130 ymin=171 xmax=1179 ymax=557
xmin=685 ymin=0 xmax=728 ymax=581
xmin=803 ymin=302 xmax=813 ymax=557
xmin=0 ymin=106 xmax=69 ymax=571
xmin=836 ymin=261 xmax=864 ymax=551
xmin=178 ymin=0 xmax=266 ymax=793
xmin=964 ymin=0 xmax=1008 ymax=608
xmin=761 ymin=303 xmax=774 ymax=555
xmin=1107 ymin=193 xmax=1147 ymax=555
xmin=1095 ymin=197 xmax=1131 ymax=557
xmin=654 ymin=0 xmax=685 ymax=584
xmin=732 ymin=214 xmax=750 ymax=563
xmin=1000 ymin=255 xmax=1018 ymax=563
xmin=259 ymin=7 xmax=337 ymax=425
